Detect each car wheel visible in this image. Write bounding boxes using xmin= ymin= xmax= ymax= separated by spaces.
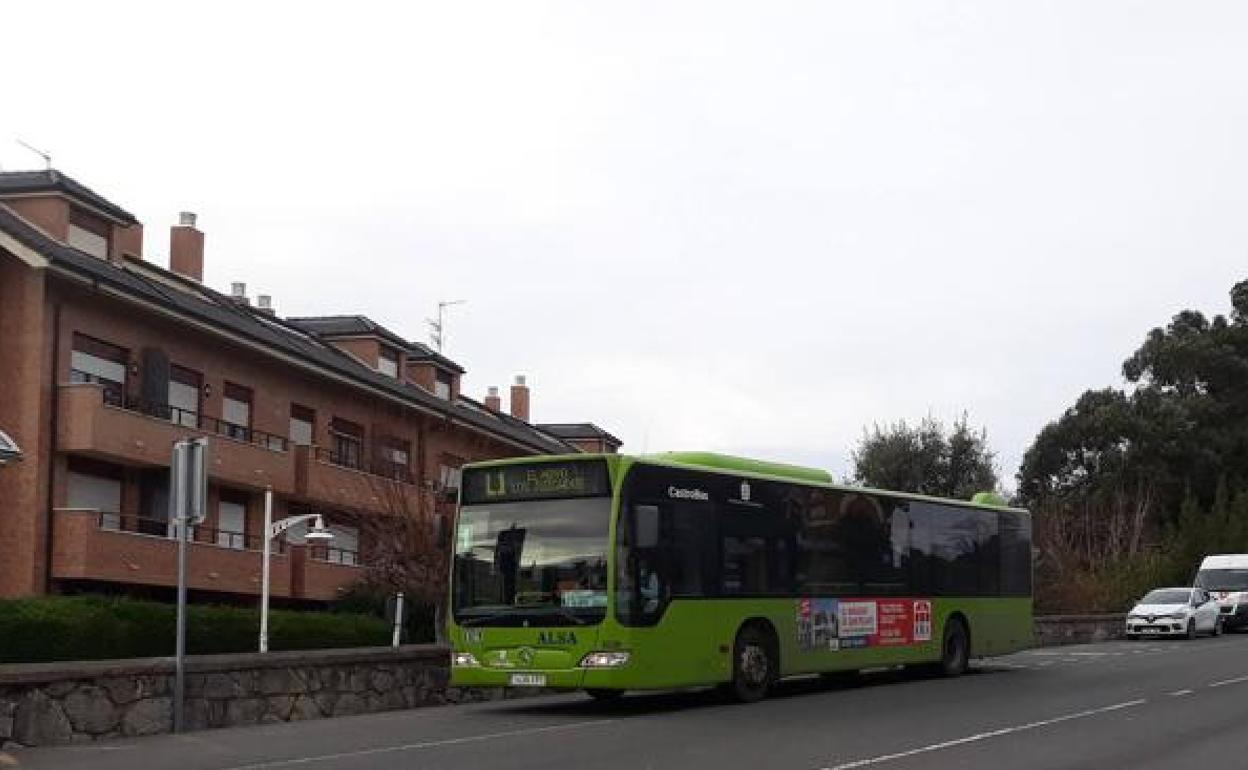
xmin=940 ymin=618 xmax=970 ymax=676
xmin=729 ymin=625 xmax=775 ymax=703
xmin=1186 ymin=619 xmax=1197 ymax=640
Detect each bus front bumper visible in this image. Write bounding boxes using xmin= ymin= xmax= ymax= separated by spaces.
xmin=451 ymin=666 xmax=634 ymax=691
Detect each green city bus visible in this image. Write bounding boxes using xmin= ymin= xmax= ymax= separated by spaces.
xmin=449 ymin=452 xmax=1032 ymax=702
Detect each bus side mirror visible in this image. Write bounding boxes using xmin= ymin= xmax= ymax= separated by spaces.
xmin=635 ymin=505 xmax=660 ymax=549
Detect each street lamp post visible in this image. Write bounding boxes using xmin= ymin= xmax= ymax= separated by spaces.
xmin=259 ymin=486 xmax=333 ymax=653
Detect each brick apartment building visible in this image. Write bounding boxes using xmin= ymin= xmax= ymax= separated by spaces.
xmin=0 ymin=170 xmax=618 ymax=605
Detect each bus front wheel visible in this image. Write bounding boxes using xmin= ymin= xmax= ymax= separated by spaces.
xmin=940 ymin=617 xmax=970 ymax=677
xmin=730 ymin=624 xmax=775 ymax=703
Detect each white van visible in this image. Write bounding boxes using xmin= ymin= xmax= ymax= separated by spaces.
xmin=1195 ymin=554 xmax=1248 ymax=630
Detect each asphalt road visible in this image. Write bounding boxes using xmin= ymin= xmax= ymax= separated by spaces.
xmin=11 ymin=634 xmax=1248 ymax=770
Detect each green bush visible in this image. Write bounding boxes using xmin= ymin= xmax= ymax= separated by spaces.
xmin=0 ymin=596 xmax=390 ymax=664
xmin=331 ymin=583 xmax=438 ymax=643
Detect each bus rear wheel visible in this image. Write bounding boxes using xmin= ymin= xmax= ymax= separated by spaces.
xmin=585 ymin=688 xmax=623 ymax=702
xmin=940 ymin=618 xmax=970 ymax=677
xmin=729 ymin=625 xmax=775 ymax=703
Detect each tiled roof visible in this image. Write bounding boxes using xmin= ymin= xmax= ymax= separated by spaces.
xmin=0 ymin=170 xmax=138 ymax=225
xmin=537 ymin=423 xmax=623 ymax=447
xmin=287 ymin=316 xmax=466 ymax=374
xmin=0 ymin=205 xmax=571 ymax=455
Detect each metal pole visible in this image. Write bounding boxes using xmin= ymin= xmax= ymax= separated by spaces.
xmin=171 ymin=440 xmax=188 ymax=734
xmin=392 ymin=592 xmax=404 ymax=648
xmin=260 ymin=486 xmax=272 ymax=653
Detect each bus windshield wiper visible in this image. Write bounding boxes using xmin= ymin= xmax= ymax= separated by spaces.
xmin=544 ymin=607 xmax=588 ymax=625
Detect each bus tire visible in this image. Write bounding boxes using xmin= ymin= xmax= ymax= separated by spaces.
xmin=939 ymin=617 xmax=970 ymax=677
xmin=585 ymin=688 xmax=623 ymax=702
xmin=729 ymin=624 xmax=775 ymax=703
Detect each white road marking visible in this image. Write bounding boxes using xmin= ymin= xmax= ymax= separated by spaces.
xmin=820 ymin=700 xmax=1147 ymax=770
xmin=1169 ymin=689 xmax=1194 ymax=697
xmin=223 ymin=719 xmax=619 ymax=769
xmin=1209 ymin=675 xmax=1248 ymax=688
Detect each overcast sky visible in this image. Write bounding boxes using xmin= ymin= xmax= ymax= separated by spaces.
xmin=4 ymin=2 xmax=1247 ymax=486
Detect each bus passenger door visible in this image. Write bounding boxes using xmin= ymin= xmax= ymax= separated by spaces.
xmin=617 ymin=500 xmax=723 ymax=687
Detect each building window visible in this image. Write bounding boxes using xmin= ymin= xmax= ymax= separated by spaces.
xmin=67 ymin=208 xmax=110 ymax=259
xmin=66 ymin=461 xmax=123 ymax=530
xmin=217 ymin=492 xmax=248 ymax=550
xmin=289 ymin=404 xmax=315 ymax=446
xmin=376 ymin=437 xmax=411 ymax=481
xmin=378 ymin=347 xmax=399 ymax=378
xmin=434 ymin=369 xmax=453 ymax=400
xmin=69 ymin=333 xmax=127 ymax=405
xmin=168 ymin=365 xmax=201 ymax=428
xmin=438 ymin=456 xmax=463 ymax=491
xmin=288 ymin=512 xmax=360 ymax=566
xmin=222 ymin=382 xmax=252 ymax=441
xmin=329 ymin=417 xmax=364 ymax=469
xmin=328 ymin=524 xmax=359 ymax=565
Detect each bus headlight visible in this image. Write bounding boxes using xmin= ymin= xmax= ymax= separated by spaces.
xmin=452 ymin=652 xmax=480 ymax=667
xmin=580 ymin=651 xmax=631 ymax=668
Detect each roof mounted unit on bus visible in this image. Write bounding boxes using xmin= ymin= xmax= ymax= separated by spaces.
xmin=646 ymin=451 xmax=832 ymax=484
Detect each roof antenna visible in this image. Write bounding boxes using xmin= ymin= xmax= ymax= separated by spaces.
xmin=427 ymin=299 xmax=466 ymax=353
xmin=16 ymin=139 xmax=52 ymax=170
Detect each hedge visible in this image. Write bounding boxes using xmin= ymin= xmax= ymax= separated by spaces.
xmin=0 ymin=596 xmax=390 ymax=664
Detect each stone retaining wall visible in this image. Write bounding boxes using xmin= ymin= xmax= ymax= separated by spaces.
xmin=1033 ymin=614 xmax=1125 ymax=646
xmin=0 ymin=645 xmax=534 ymax=749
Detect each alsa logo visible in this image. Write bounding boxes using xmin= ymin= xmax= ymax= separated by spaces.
xmin=668 ymin=486 xmax=709 ymax=501
xmin=537 ymin=631 xmax=577 ymax=646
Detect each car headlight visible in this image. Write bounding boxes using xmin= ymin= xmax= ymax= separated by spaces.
xmin=452 ymin=651 xmax=480 ymax=667
xmin=580 ymin=651 xmax=631 ymax=668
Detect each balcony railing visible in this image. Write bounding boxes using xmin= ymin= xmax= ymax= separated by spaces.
xmin=92 ymin=385 xmax=288 ymax=452
xmin=312 ymin=445 xmax=413 ymax=483
xmin=307 ymin=543 xmax=361 ymax=567
xmin=95 ymin=511 xmax=286 ymax=554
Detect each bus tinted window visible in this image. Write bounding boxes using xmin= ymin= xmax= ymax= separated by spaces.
xmin=615 ymin=461 xmax=1030 ymax=620
xmin=797 ymin=490 xmax=905 ymax=595
xmin=668 ymin=502 xmax=714 ymax=596
xmin=1000 ymin=511 xmax=1032 ymax=596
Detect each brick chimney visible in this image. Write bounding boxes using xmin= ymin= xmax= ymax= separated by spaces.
xmin=509 ymin=375 xmax=530 ymax=422
xmin=169 ymin=211 xmax=204 ymax=282
xmin=484 ymin=386 xmax=502 ymax=412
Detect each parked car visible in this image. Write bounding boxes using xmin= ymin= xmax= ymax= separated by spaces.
xmin=1195 ymin=554 xmax=1248 ymax=631
xmin=1125 ymin=587 xmax=1222 ymax=639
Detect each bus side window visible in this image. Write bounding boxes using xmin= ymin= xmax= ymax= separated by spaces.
xmin=635 ymin=504 xmax=660 ymax=548
xmin=616 ymin=504 xmax=667 ymax=624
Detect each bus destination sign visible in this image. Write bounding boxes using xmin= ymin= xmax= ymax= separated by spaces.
xmin=462 ymin=460 xmax=610 ymax=504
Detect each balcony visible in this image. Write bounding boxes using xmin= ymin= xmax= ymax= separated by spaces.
xmin=295 ymin=445 xmax=422 ymax=516
xmin=51 ymin=509 xmax=362 ymax=601
xmin=57 ymin=383 xmax=295 ymax=493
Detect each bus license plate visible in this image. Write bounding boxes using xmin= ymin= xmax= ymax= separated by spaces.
xmin=510 ymin=673 xmax=546 ymax=687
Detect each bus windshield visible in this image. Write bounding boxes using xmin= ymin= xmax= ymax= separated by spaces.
xmin=1196 ymin=568 xmax=1248 ymax=591
xmin=453 ymin=497 xmax=612 ymax=626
